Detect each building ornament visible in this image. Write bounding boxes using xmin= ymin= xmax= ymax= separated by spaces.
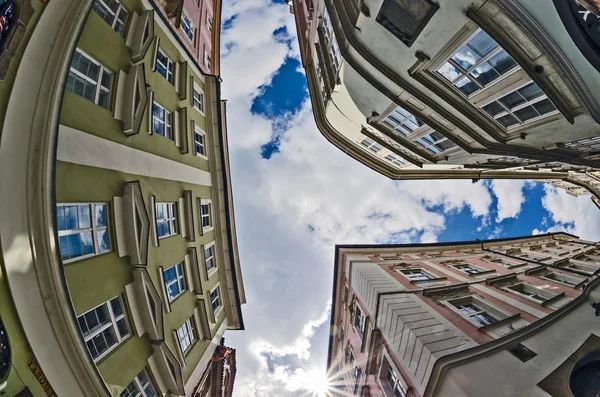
xmin=439 ymin=259 xmax=465 ymax=265
xmin=391 ymin=262 xmax=415 ymax=270
xmin=424 ymin=285 xmax=472 ymax=305
xmin=546 ymin=242 xmax=557 ymax=248
xmin=506 ymin=248 xmax=522 ymax=256
xmin=529 ymin=245 xmax=543 ymax=251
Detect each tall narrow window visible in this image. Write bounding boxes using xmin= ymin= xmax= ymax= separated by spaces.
xmin=151 ymin=101 xmax=172 ymax=138
xmin=66 ymin=48 xmax=113 ymax=109
xmin=182 ymin=13 xmax=195 ymax=42
xmin=77 ymin=296 xmax=131 ymax=361
xmin=204 ymin=244 xmax=215 ymax=273
xmin=192 ymin=84 xmax=204 ymax=112
xmin=92 ymin=0 xmax=129 ymax=36
xmin=205 ymin=11 xmax=213 ymax=33
xmin=384 ymin=360 xmax=407 ymax=397
xmin=204 ymin=48 xmax=212 ymax=70
xmin=177 ymin=318 xmax=196 ymax=354
xmin=119 ymin=369 xmax=157 ymax=397
xmin=481 ymin=82 xmax=557 ymax=129
xmin=194 ymin=127 xmax=206 ymax=156
xmin=57 ymin=203 xmax=111 ymax=262
xmin=353 ymin=304 xmax=366 ymax=339
xmin=156 ymin=48 xmax=174 ymax=84
xmin=155 ymin=202 xmax=178 ymax=238
xmin=163 ymin=263 xmax=185 ymax=302
xmin=437 ymin=29 xmax=519 ymax=97
xmin=200 ymin=201 xmax=212 ymax=229
xmin=210 ymin=286 xmax=222 ymax=314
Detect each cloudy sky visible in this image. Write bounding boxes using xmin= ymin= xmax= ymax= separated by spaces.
xmin=218 ymin=1 xmax=600 ymax=395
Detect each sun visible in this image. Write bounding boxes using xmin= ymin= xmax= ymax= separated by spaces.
xmin=305 ymin=369 xmax=331 ymax=397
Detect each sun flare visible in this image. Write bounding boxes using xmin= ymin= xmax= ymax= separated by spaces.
xmin=306 ymin=369 xmax=331 ymax=397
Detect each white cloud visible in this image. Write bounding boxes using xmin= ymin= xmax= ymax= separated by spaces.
xmin=540 ymin=185 xmax=600 ymax=240
xmin=489 ymin=179 xmax=533 ymax=222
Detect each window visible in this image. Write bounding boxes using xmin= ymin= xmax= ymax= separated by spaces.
xmin=92 ymin=0 xmax=129 ymax=36
xmin=481 ymin=82 xmax=557 ymax=129
xmin=119 ymin=369 xmax=157 ymax=397
xmin=210 ymin=286 xmax=222 ymax=314
xmin=382 ymin=106 xmax=425 ymax=137
xmin=376 ymin=0 xmax=438 ymax=47
xmin=77 ymin=296 xmax=130 ymax=361
xmin=205 ymin=11 xmax=213 ymax=33
xmin=384 ymin=154 xmax=407 ymax=167
xmin=200 ymin=201 xmax=212 ymax=229
xmin=155 ymin=202 xmax=178 ymax=238
xmin=156 ymin=48 xmax=174 ymax=84
xmin=385 ymin=361 xmax=407 ymax=397
xmin=57 ymin=203 xmax=111 ymax=262
xmin=321 ymin=9 xmax=342 ymax=75
xmin=438 ymin=29 xmax=519 ymax=97
xmin=489 ymin=258 xmax=518 ymax=268
xmin=192 ymin=84 xmax=204 ymax=112
xmin=177 ymin=318 xmax=196 ymax=354
xmin=452 ymin=301 xmax=499 ymax=326
xmin=204 ymin=244 xmax=215 ymax=273
xmin=543 ymin=272 xmax=581 ymax=287
xmin=194 ymin=127 xmax=206 ymax=156
xmin=416 ymin=131 xmax=456 ymax=154
xmin=353 ymin=304 xmax=366 ymax=339
xmin=151 ymin=101 xmax=172 ymax=138
xmin=181 ymin=13 xmax=195 ymax=42
xmin=508 ymin=343 xmax=537 ymax=363
xmin=506 ymin=283 xmax=558 ymax=303
xmin=204 ymin=48 xmax=211 ymax=70
xmin=163 ymin=263 xmax=186 ymax=302
xmin=564 ymin=136 xmax=600 ymax=154
xmin=454 ymin=263 xmax=487 ymax=275
xmin=353 ymin=366 xmax=362 ymax=395
xmin=399 ymin=268 xmax=435 ymax=282
xmin=66 ymin=48 xmax=113 ymax=109
xmin=359 ymin=137 xmax=388 ymax=157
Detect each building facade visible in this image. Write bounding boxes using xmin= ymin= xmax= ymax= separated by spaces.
xmin=290 ymin=0 xmax=600 ymax=201
xmin=328 ymin=233 xmax=600 ymax=397
xmin=0 ymin=0 xmax=243 ymax=396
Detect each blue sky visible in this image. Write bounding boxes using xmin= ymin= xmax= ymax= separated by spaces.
xmin=218 ymin=1 xmax=600 ymax=395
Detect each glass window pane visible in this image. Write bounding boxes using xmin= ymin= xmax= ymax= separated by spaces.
xmin=467 ymin=30 xmax=498 ymax=58
xmin=471 ymin=62 xmax=500 ymax=86
xmin=532 ymin=98 xmax=556 ymax=115
xmin=482 ymin=101 xmax=505 ymax=117
xmin=518 ymin=82 xmax=543 ymax=101
xmin=110 ymin=297 xmax=123 ymax=317
xmin=59 ymin=236 xmax=69 ymax=260
xmin=86 ymin=339 xmax=99 ymax=359
xmin=117 ymin=318 xmax=129 ymax=338
xmin=437 ymin=140 xmax=456 ymax=151
xmin=487 ymin=50 xmax=517 ymax=76
xmin=499 ymin=91 xmax=526 ymax=110
xmin=96 ymin=204 xmax=107 ymax=226
xmin=68 ymin=234 xmax=82 ymax=258
xmin=57 ymin=207 xmax=66 ymax=230
xmin=168 ymin=283 xmax=179 ymax=300
xmin=97 ymin=229 xmax=110 ymax=253
xmin=451 ymin=45 xmax=481 ymax=70
xmin=163 ymin=267 xmax=175 ymax=282
xmin=78 ymin=205 xmax=91 ymax=228
xmin=438 ymin=62 xmax=461 ymax=82
xmin=81 ymin=231 xmax=94 ymax=255
xmin=66 ymin=206 xmax=78 ymax=229
xmin=514 ymin=105 xmax=539 ymax=122
xmin=456 ymin=76 xmax=479 ymax=96
xmin=497 ymin=114 xmax=520 ymax=128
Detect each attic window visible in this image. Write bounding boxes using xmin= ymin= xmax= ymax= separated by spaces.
xmin=376 ymin=0 xmax=439 ymax=47
xmin=508 ymin=343 xmax=537 ymax=362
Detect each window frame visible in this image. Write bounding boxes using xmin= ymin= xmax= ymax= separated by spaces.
xmin=445 ymin=295 xmax=511 ymax=329
xmin=452 ymin=263 xmax=489 ymax=275
xmin=378 ymin=354 xmax=408 ymax=397
xmin=155 ymin=202 xmax=178 ymax=239
xmin=199 ymin=199 xmax=213 ymax=232
xmin=151 ymin=101 xmax=173 ymax=139
xmin=77 ymin=295 xmax=131 ymax=362
xmin=181 ymin=12 xmax=196 ymax=43
xmin=92 ymin=0 xmax=129 ymax=36
xmin=398 ymin=268 xmax=435 ymax=282
xmin=193 ymin=125 xmax=207 ymax=158
xmin=66 ymin=48 xmax=113 ymax=109
xmin=353 ymin=303 xmax=366 ymax=340
xmin=177 ymin=318 xmax=197 ymax=355
xmin=205 ymin=10 xmax=213 ymax=33
xmin=541 ymin=272 xmax=583 ymax=287
xmin=204 ymin=48 xmax=211 ymax=70
xmin=209 ymin=284 xmax=223 ymax=317
xmin=192 ymin=83 xmax=205 ymax=114
xmin=118 ymin=368 xmax=157 ymax=397
xmin=204 ymin=242 xmax=217 ymax=276
xmin=163 ymin=262 xmax=186 ymax=303
xmin=155 ymin=48 xmax=174 ymax=84
xmin=57 ymin=202 xmax=112 ymax=263
xmin=503 ymin=282 xmax=559 ymax=304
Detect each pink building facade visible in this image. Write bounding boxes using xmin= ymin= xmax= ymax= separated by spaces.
xmin=328 ymin=233 xmax=600 ymax=397
xmin=155 ymin=0 xmax=218 ymax=74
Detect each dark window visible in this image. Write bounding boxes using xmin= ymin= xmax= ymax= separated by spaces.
xmin=376 ymin=0 xmax=439 ymax=47
xmin=508 ymin=343 xmax=537 ymax=362
xmin=570 ymin=350 xmax=600 ymax=397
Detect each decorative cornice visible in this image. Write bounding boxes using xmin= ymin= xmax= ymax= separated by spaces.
xmin=524 ymin=266 xmax=549 ymax=276
xmin=485 ymin=273 xmax=518 ymax=286
xmin=423 ymin=283 xmax=471 ymax=301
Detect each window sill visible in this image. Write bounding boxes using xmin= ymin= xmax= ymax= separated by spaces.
xmin=478 ymin=313 xmax=521 ymax=333
xmin=195 ymin=152 xmax=208 ymax=161
xmin=191 ymin=105 xmax=205 ymax=117
xmin=410 ymin=276 xmax=448 ymax=285
xmin=207 ymin=266 xmax=218 ymax=279
xmin=168 ymin=291 xmax=187 ymax=306
xmin=213 ymin=306 xmax=223 ymax=320
xmin=541 ymin=292 xmax=566 ymax=308
xmin=158 ymin=233 xmax=180 ymax=241
xmin=62 ymin=250 xmax=114 ymax=266
xmin=467 ymin=269 xmax=496 ymax=277
xmin=183 ymin=339 xmax=199 ymax=358
xmin=94 ymin=334 xmax=133 ymax=364
xmin=202 ymin=226 xmax=214 ymax=234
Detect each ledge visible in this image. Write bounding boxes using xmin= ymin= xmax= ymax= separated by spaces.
xmin=423 ymin=282 xmax=470 ymax=297
xmin=525 ymin=265 xmax=548 ymax=276
xmin=486 ymin=273 xmax=518 ymax=286
xmin=542 ymin=292 xmax=566 ymax=307
xmin=479 ymin=313 xmax=521 ymax=333
xmin=410 ymin=277 xmax=447 ymax=285
xmin=468 ymin=269 xmax=496 ymax=277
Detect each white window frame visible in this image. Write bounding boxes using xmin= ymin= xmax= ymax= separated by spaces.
xmin=445 ymin=296 xmax=510 ymax=328
xmin=384 ymin=154 xmax=407 ymax=167
xmin=92 ymin=0 xmax=129 ymax=36
xmin=487 ymin=257 xmax=521 ymax=268
xmin=378 ymin=353 xmax=407 ymax=397
xmin=155 ymin=202 xmax=178 ymax=239
xmin=479 ymin=81 xmax=558 ymax=130
xmin=163 ymin=262 xmax=186 ymax=303
xmin=181 ymin=12 xmax=195 ymax=43
xmin=156 ymin=48 xmax=174 ymax=84
xmin=503 ymin=282 xmax=558 ymax=304
xmin=57 ymin=203 xmax=112 ymax=263
xmin=177 ymin=318 xmax=197 ymax=354
xmin=119 ymin=368 xmax=157 ymax=397
xmin=398 ymin=268 xmax=436 ymax=282
xmin=194 ymin=125 xmax=207 ymax=159
xmin=436 ymin=28 xmax=521 ymax=99
xmin=77 ymin=295 xmax=131 ymax=362
xmin=541 ymin=272 xmax=582 ymax=287
xmin=453 ymin=263 xmax=488 ymax=275
xmin=205 ymin=11 xmax=213 ymax=33
xmin=151 ymin=101 xmax=172 ymax=139
xmin=353 ymin=303 xmax=366 ymax=340
xmin=209 ymin=284 xmax=223 ymax=318
xmin=204 ymin=241 xmax=217 ymax=277
xmin=204 ymin=48 xmax=211 ymax=69
xmin=192 ymin=82 xmax=205 ymax=114
xmin=199 ymin=199 xmax=213 ymax=232
xmin=67 ymin=48 xmax=113 ymax=109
